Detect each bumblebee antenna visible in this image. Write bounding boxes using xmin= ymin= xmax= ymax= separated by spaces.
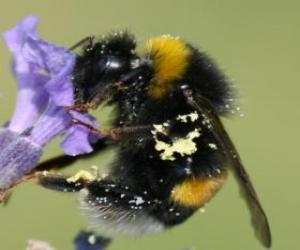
xmin=69 ymin=36 xmax=95 ymax=51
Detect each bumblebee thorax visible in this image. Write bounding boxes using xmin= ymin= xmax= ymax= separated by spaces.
xmin=145 ymin=36 xmax=191 ymax=99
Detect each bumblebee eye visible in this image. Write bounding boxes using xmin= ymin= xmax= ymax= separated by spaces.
xmin=107 ymin=58 xmax=122 ymax=69
xmin=93 ymin=57 xmax=107 ymax=76
xmin=93 ymin=56 xmax=127 ymax=80
xmin=107 ymin=56 xmax=127 ymax=70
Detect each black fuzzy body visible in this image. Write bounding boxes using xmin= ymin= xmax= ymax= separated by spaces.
xmin=72 ymin=32 xmax=234 ymax=232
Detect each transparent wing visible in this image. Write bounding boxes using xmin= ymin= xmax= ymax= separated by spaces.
xmin=183 ymin=90 xmax=272 ymax=248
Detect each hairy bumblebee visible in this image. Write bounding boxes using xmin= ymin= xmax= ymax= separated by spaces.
xmin=38 ymin=32 xmax=271 ymax=247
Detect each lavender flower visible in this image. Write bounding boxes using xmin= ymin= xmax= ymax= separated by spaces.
xmin=0 ymin=16 xmax=99 ymax=190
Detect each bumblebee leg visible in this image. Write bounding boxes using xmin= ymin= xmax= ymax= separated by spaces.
xmin=106 ymin=126 xmax=152 ymax=140
xmin=34 ymin=155 xmax=79 ymax=172
xmin=34 ymin=138 xmax=107 ymax=172
xmin=66 ymin=102 xmax=99 ymax=112
xmin=69 ymin=117 xmax=106 ymax=135
xmin=38 ymin=173 xmax=152 ymax=205
xmin=37 ymin=174 xmax=166 ymax=235
xmin=68 ymin=118 xmax=152 ymax=140
xmin=38 ymin=173 xmax=85 ymax=192
xmin=38 ymin=175 xmax=196 ymax=234
xmin=0 ymin=138 xmax=108 ymax=203
xmin=1 ymin=171 xmax=52 ymax=204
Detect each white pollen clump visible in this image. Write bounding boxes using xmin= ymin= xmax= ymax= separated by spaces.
xmin=184 ymin=167 xmax=192 ymax=175
xmin=135 ymin=197 xmax=145 ymax=205
xmin=67 ymin=170 xmax=97 ymax=183
xmin=208 ymin=143 xmax=218 ymax=150
xmin=176 ymin=112 xmax=199 ymax=123
xmin=200 ymin=207 xmax=206 ymax=213
xmin=215 ymin=168 xmax=221 ymax=174
xmin=155 ymin=129 xmax=201 ymax=161
xmin=152 ymin=124 xmax=165 ymax=134
xmin=129 ymin=196 xmax=145 ymax=205
xmin=88 ymin=234 xmax=96 ymax=245
xmin=42 ymin=171 xmax=49 ymax=176
xmin=162 ymin=34 xmax=173 ymax=38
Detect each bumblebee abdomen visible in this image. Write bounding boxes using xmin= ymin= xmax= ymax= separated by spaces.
xmin=170 ymin=172 xmax=227 ymax=208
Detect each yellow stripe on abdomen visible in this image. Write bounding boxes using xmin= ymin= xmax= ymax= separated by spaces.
xmin=171 ymin=173 xmax=227 ymax=208
xmin=146 ymin=36 xmax=191 ymax=98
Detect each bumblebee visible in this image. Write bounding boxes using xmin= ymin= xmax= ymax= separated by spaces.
xmin=38 ymin=32 xmax=271 ymax=247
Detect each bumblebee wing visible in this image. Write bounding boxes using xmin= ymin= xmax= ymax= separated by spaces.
xmin=184 ymin=90 xmax=271 ymax=248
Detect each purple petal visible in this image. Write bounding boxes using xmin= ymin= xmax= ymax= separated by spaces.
xmin=28 ymin=104 xmax=100 ymax=157
xmin=3 ymin=16 xmax=38 ymax=53
xmin=29 ymin=103 xmax=70 ymax=147
xmin=60 ymin=125 xmax=93 ymax=156
xmin=8 ymin=72 xmax=49 ymax=133
xmin=3 ymin=16 xmax=49 ymax=133
xmin=26 ymin=37 xmax=72 ymax=73
xmin=0 ymin=16 xmax=101 ymax=191
xmin=3 ymin=16 xmax=76 ymax=133
xmin=5 ymin=17 xmax=98 ymax=155
xmin=61 ymin=111 xmax=102 ymax=156
xmin=45 ymin=54 xmax=75 ymax=106
xmin=24 ymin=37 xmax=76 ymax=106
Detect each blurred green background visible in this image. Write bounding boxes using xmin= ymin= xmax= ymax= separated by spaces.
xmin=0 ymin=0 xmax=299 ymax=249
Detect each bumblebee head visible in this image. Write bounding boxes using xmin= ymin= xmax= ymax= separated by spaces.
xmin=94 ymin=32 xmax=137 ymax=79
xmin=74 ymin=31 xmax=138 ymax=104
